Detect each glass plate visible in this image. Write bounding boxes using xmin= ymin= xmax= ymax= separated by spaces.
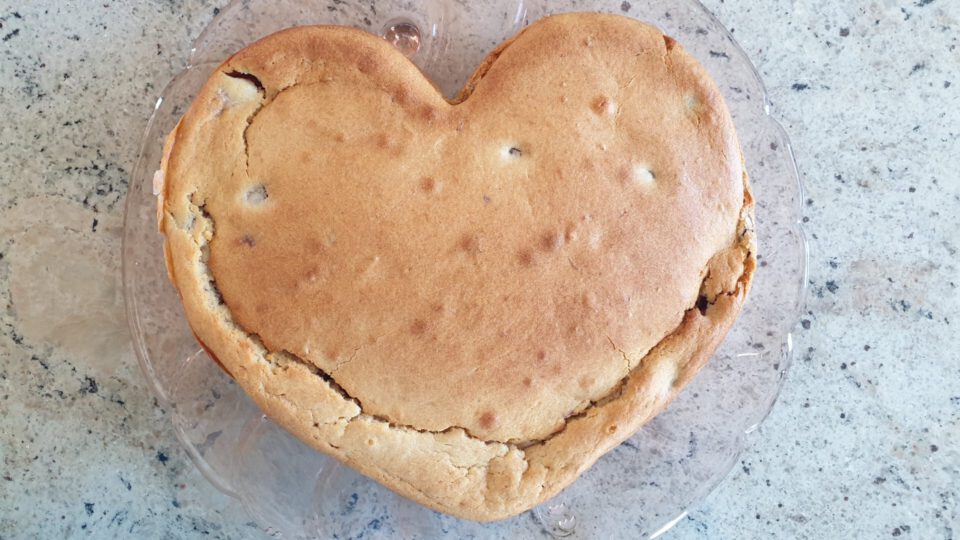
xmin=122 ymin=0 xmax=807 ymax=537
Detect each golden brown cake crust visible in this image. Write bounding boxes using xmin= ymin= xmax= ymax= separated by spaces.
xmin=158 ymin=13 xmax=755 ymax=521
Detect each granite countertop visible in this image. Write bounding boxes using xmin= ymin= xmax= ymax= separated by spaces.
xmin=1 ymin=0 xmax=957 ymax=538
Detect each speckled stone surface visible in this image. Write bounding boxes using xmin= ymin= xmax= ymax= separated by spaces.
xmin=0 ymin=1 xmax=957 ymax=538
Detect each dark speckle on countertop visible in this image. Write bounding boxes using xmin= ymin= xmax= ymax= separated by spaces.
xmin=79 ymin=376 xmax=98 ymax=395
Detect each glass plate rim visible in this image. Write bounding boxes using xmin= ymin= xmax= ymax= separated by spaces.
xmin=121 ymin=0 xmax=809 ymax=536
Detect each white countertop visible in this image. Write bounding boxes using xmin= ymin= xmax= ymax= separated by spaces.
xmin=0 ymin=0 xmax=957 ymax=538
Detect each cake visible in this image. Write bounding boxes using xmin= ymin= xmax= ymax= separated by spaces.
xmin=157 ymin=12 xmax=755 ymax=521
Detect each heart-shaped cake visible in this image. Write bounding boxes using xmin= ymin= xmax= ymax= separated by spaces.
xmin=157 ymin=12 xmax=755 ymax=521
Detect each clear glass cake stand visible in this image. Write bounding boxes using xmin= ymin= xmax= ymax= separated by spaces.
xmin=122 ymin=1 xmax=807 ymax=537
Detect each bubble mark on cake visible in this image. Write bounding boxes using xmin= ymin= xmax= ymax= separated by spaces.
xmin=535 ymin=502 xmax=577 ymax=538
xmin=539 ymin=230 xmax=563 ymax=252
xmin=410 ymin=319 xmax=427 ymax=335
xmin=502 ymin=145 xmax=523 ymax=161
xmin=420 ymin=177 xmax=441 ymax=194
xmin=478 ymin=411 xmax=498 ymax=430
xmin=517 ymin=248 xmax=534 ymax=267
xmin=244 ymin=184 xmax=269 ymax=206
xmin=631 ymin=164 xmax=656 ymax=185
xmin=591 ymin=95 xmax=617 ymax=116
xmin=381 ymin=19 xmax=421 ymax=58
xmin=458 ymin=233 xmax=481 ymax=255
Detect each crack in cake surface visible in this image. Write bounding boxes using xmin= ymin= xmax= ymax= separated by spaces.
xmin=190 ymin=199 xmax=751 ymax=448
xmin=189 ymin=52 xmax=758 ymax=443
